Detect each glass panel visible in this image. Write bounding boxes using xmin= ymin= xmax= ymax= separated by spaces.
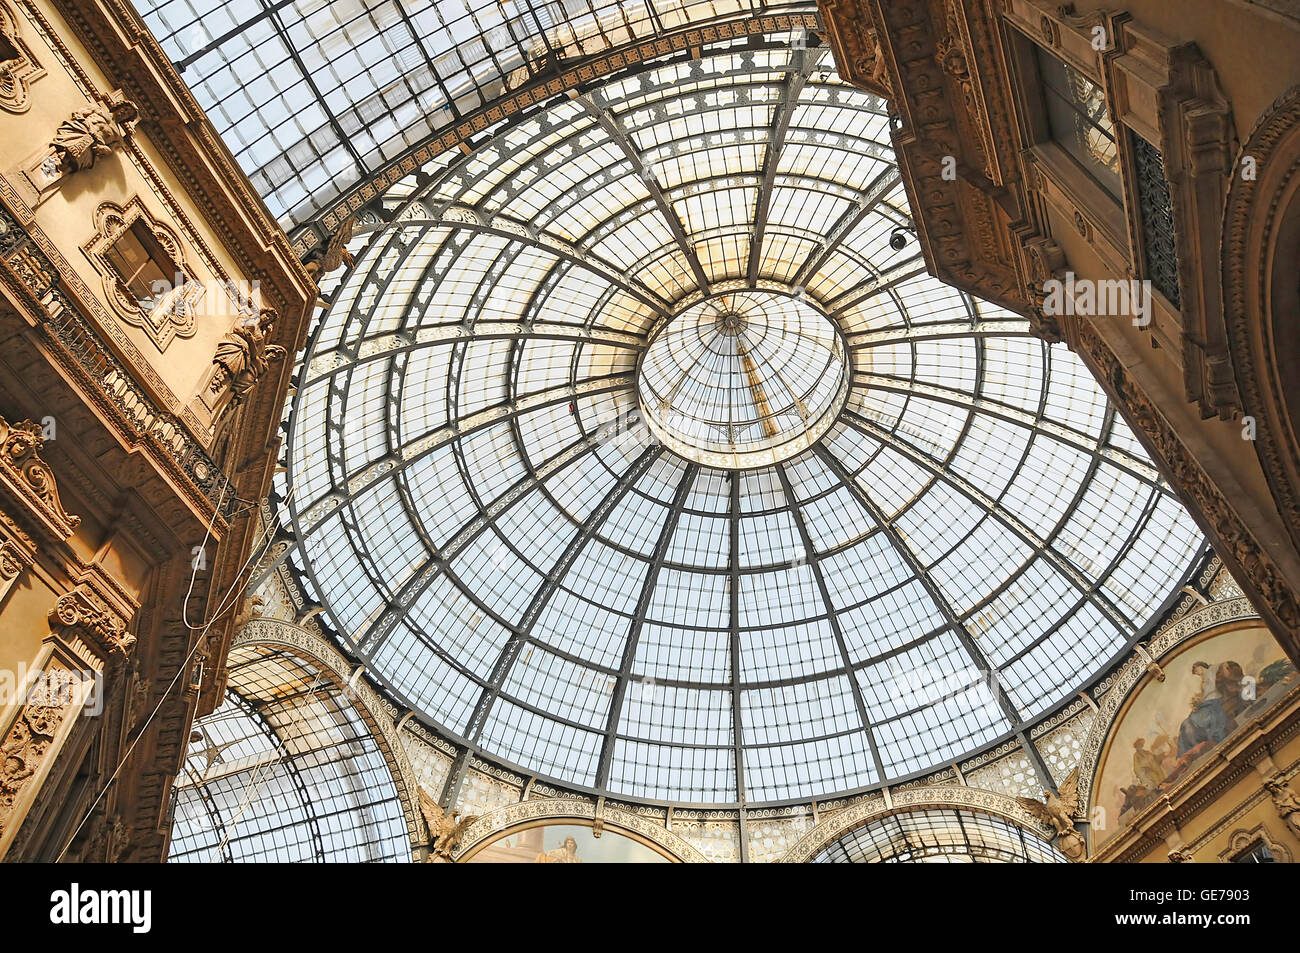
xmin=1035 ymin=45 xmax=1123 ymax=202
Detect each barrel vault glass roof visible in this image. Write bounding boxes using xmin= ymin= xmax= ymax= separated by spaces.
xmin=169 ymin=644 xmax=410 ymax=862
xmin=812 ymin=809 xmax=1067 ymax=863
xmin=254 ymin=24 xmax=1206 ymax=809
xmin=133 ymin=0 xmax=816 ymax=228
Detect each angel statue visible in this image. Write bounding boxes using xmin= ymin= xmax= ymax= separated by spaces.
xmin=418 ymin=788 xmax=479 ymax=862
xmin=1017 ymin=766 xmax=1087 ymax=862
xmin=202 ymin=308 xmax=287 ymax=426
xmin=48 ymin=98 xmax=139 ymax=175
xmin=303 ymin=217 xmax=356 ymax=279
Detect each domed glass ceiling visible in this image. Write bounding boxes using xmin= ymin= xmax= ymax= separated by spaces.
xmin=638 ymin=290 xmax=848 ymax=468
xmin=277 ymin=30 xmax=1203 ymax=806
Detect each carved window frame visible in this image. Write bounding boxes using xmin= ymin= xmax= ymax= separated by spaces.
xmin=81 ymin=198 xmax=204 ymax=353
xmin=1105 ymin=16 xmax=1239 ymax=418
xmin=1001 ymin=1 xmax=1133 ymax=280
xmin=1003 ymin=2 xmax=1239 ymax=416
xmin=1219 ymin=824 xmax=1292 ymax=863
xmin=0 ymin=1 xmax=43 ymax=114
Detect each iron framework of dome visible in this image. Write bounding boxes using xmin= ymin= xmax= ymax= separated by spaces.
xmin=245 ymin=22 xmax=1207 ymax=809
xmin=169 ymin=643 xmax=411 ymax=863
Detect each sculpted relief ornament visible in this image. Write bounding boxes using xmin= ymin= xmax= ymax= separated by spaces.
xmin=0 ymin=417 xmax=79 ymax=535
xmin=201 ymin=308 xmax=287 ymax=429
xmin=1016 ymin=766 xmax=1087 ymax=861
xmin=46 ymin=96 xmax=138 ymax=177
xmin=0 ymin=700 xmax=69 ymax=845
xmin=418 ymin=788 xmax=478 ymax=861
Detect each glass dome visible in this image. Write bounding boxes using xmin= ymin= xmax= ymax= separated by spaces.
xmin=278 ymin=32 xmax=1202 ymax=807
xmin=638 ymin=290 xmax=849 ymax=468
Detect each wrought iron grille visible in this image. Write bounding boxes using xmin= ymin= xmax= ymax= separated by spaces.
xmin=1131 ymin=134 xmax=1181 ymax=308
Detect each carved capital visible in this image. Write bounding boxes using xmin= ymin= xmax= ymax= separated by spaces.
xmin=48 ymin=585 xmax=135 ymax=663
xmin=0 ymin=537 xmax=29 ymax=580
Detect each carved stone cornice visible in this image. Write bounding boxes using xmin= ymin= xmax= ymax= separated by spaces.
xmin=816 ymin=0 xmax=892 ymax=97
xmin=0 ymin=416 xmax=79 ymax=543
xmin=820 ymin=0 xmax=1029 ymax=316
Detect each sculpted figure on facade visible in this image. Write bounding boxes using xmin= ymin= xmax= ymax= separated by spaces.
xmin=303 ymin=216 xmax=356 ymax=278
xmin=203 ymin=309 xmax=287 ymax=426
xmin=1263 ymin=777 xmax=1300 ymax=838
xmin=1016 ymin=766 xmax=1086 ymax=861
xmin=48 ymin=98 xmax=138 ymax=175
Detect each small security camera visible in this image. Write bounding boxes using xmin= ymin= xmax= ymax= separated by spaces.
xmin=889 ymin=227 xmax=910 ymax=251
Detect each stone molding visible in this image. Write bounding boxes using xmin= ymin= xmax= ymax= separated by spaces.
xmin=450 ymin=796 xmax=711 ymax=863
xmin=777 ymin=785 xmax=1054 ymax=862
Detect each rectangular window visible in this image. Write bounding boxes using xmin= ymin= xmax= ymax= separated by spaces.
xmin=1034 ymin=46 xmax=1123 ymax=202
xmin=105 ymin=220 xmax=178 ymax=310
xmin=1231 ymin=840 xmax=1275 ymax=863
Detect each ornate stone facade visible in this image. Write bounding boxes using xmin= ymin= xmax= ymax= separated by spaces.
xmin=0 ymin=0 xmax=312 ymax=860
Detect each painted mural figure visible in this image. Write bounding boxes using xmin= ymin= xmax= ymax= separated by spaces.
xmin=535 ymin=836 xmax=581 ymax=863
xmin=1096 ymin=627 xmax=1299 ymax=846
xmin=1176 ymin=660 xmax=1238 ymax=757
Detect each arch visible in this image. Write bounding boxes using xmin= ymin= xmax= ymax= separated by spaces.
xmin=450 ymin=797 xmax=710 ymax=863
xmin=232 ymin=617 xmax=427 ymax=849
xmin=1223 ymin=84 xmax=1300 ymax=561
xmin=1076 ymin=597 xmax=1287 ymax=850
xmin=777 ymin=786 xmax=1055 ymax=862
xmin=168 ymin=617 xmax=426 ymax=861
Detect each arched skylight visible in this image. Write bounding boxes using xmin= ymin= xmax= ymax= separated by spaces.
xmin=813 ymin=809 xmax=1067 ymax=863
xmin=169 ymin=644 xmax=411 ymax=863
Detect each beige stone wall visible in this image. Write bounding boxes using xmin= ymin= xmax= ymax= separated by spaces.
xmin=0 ymin=0 xmax=283 ymax=439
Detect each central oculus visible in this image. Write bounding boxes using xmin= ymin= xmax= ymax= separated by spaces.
xmin=637 ymin=290 xmax=850 ymax=468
